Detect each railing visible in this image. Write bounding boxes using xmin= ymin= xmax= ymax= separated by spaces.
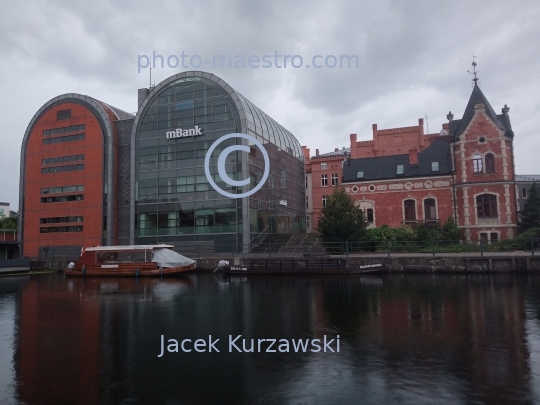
xmin=0 ymin=229 xmax=16 ymax=242
xmin=171 ymin=238 xmax=540 ymax=259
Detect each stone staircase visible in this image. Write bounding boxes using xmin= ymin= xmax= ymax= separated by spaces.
xmin=250 ymin=233 xmax=293 ymax=253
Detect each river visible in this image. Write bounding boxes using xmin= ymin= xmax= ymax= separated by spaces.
xmin=1 ymin=272 xmax=540 ymax=404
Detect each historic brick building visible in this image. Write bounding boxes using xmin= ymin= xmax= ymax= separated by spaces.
xmin=306 ymin=81 xmax=519 ymax=243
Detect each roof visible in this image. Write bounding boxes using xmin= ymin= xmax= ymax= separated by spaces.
xmin=84 ymin=245 xmax=174 ymax=252
xmin=317 ymin=148 xmax=351 ymax=158
xmin=449 ymin=84 xmax=513 ymax=140
xmin=516 ymin=175 xmax=540 ymax=182
xmin=343 ymin=138 xmax=452 ymax=182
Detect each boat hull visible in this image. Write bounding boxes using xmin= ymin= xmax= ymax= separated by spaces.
xmin=214 ymin=259 xmax=386 ymax=275
xmin=65 ymin=262 xmax=196 ymax=277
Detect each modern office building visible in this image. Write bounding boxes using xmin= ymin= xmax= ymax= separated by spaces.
xmin=18 ymin=71 xmax=306 ymax=258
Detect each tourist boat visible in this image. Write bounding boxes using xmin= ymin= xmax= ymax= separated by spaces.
xmin=64 ymin=245 xmax=196 ymax=277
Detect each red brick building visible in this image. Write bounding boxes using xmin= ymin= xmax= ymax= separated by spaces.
xmin=18 ymin=94 xmax=132 ymax=258
xmin=305 ymin=82 xmax=518 ymax=243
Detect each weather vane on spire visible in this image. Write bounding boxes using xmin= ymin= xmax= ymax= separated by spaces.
xmin=467 ymin=53 xmax=479 ymax=85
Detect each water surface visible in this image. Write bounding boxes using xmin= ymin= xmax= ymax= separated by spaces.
xmin=1 ymin=273 xmax=540 ymax=404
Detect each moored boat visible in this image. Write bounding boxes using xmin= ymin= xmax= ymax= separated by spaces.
xmin=213 ymin=258 xmax=386 ymax=275
xmin=65 ymin=245 xmax=196 ymax=277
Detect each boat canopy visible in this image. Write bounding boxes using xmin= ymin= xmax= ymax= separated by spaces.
xmin=84 ymin=245 xmax=174 ymax=252
xmin=151 ymin=248 xmax=195 ymax=268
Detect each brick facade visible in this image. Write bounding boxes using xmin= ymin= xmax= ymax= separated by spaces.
xmin=305 ymin=83 xmax=520 ymax=242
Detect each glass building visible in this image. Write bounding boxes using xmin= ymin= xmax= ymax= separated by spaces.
xmin=130 ymin=71 xmax=305 ymax=253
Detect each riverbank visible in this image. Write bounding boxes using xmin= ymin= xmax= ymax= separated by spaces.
xmin=194 ymin=253 xmax=540 ymax=273
xmin=22 ymin=252 xmax=540 ymax=274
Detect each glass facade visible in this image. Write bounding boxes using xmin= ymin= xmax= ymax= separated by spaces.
xmin=133 ymin=73 xmax=305 ymax=252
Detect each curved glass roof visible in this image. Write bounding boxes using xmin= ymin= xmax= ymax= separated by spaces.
xmin=135 ymin=72 xmax=304 ymax=162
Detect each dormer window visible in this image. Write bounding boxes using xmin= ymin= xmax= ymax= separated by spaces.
xmin=396 ymin=165 xmax=404 ymax=175
xmin=431 ymin=162 xmax=439 ymax=172
xmin=357 ymin=171 xmax=364 ymax=179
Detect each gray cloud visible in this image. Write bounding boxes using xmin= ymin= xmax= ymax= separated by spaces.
xmin=1 ymin=0 xmax=539 ymax=209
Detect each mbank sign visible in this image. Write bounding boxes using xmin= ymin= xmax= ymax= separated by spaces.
xmin=166 ymin=126 xmax=203 ymax=139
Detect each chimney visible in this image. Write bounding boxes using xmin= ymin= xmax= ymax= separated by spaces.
xmin=301 ymin=146 xmax=310 ymax=159
xmin=350 ymin=133 xmax=357 ymax=159
xmin=334 ymin=148 xmax=338 ymax=152
xmin=315 ymin=149 xmax=319 ymax=156
xmin=138 ymin=88 xmax=149 ymax=108
xmin=409 ymin=148 xmax=418 ymax=165
xmin=418 ymin=118 xmax=425 ymax=147
xmin=372 ymin=124 xmax=378 ymax=151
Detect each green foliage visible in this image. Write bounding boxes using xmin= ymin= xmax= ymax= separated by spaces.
xmin=316 ymin=186 xmax=368 ymax=244
xmin=519 ymin=182 xmax=540 ymax=233
xmin=0 ymin=213 xmax=17 ymax=230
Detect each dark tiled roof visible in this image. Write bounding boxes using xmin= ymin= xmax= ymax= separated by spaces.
xmin=343 ymin=138 xmax=452 ymax=182
xmin=450 ymin=84 xmax=513 ymax=140
xmin=317 ymin=148 xmax=351 ymax=157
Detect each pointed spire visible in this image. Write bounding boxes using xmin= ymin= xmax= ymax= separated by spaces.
xmin=467 ymin=53 xmax=479 ymax=86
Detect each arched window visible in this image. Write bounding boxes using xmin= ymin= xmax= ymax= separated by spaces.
xmin=473 ymin=154 xmax=483 ymax=173
xmin=424 ymin=198 xmax=437 ymax=221
xmin=403 ymin=199 xmax=416 ymax=221
xmin=476 ymin=194 xmax=497 ymax=218
xmin=485 ymin=153 xmax=495 ymax=174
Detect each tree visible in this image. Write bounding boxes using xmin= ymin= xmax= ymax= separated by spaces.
xmin=519 ymin=182 xmax=540 ymax=233
xmin=316 ymin=186 xmax=368 ymax=244
xmin=0 ymin=212 xmax=17 ymax=230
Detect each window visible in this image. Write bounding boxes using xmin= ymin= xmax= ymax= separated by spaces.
xmin=397 ymin=165 xmax=404 ymax=175
xmin=280 ymin=169 xmax=287 ymax=188
xmin=485 ymin=153 xmax=495 ymax=174
xmin=42 ymin=164 xmax=84 ymax=174
xmin=40 ymin=226 xmax=82 ymax=233
xmin=424 ymin=198 xmax=437 ymax=220
xmin=40 ymin=216 xmax=83 ymax=224
xmin=321 ymin=174 xmax=328 ymax=187
xmin=256 ymin=199 xmax=263 ymax=210
xmin=479 ymin=232 xmax=488 ymax=245
xmin=43 ymin=133 xmax=85 ymax=145
xmin=331 ymin=174 xmax=338 ymax=186
xmin=431 ymin=162 xmax=439 ymax=172
xmin=522 ymin=188 xmax=528 ymax=199
xmin=366 ymin=208 xmax=374 ymax=223
xmin=42 ymin=154 xmax=84 ymax=165
xmin=306 ymin=217 xmax=310 ymax=229
xmin=473 ymin=154 xmax=483 ymax=173
xmin=43 ymin=124 xmax=85 ymax=136
xmin=268 ymin=172 xmax=275 ymax=189
xmin=56 ymin=109 xmax=71 ymax=120
xmin=305 ymin=176 xmax=308 ymax=188
xmin=41 ymin=194 xmax=84 ymax=203
xmin=321 ymin=162 xmax=327 ymax=170
xmin=490 ymin=233 xmax=499 ymax=243
xmin=403 ymin=199 xmax=416 ymax=221
xmin=41 ymin=185 xmax=84 ymax=194
xmin=322 ymin=195 xmax=328 ymax=207
xmin=306 ymin=196 xmax=309 ymax=208
xmin=357 ymin=171 xmax=364 ymax=179
xmin=268 ymin=199 xmax=275 ymax=210
xmin=476 ymin=194 xmax=497 ymax=218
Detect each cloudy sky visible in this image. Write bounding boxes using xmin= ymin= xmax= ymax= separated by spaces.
xmin=1 ymin=0 xmax=539 ymax=209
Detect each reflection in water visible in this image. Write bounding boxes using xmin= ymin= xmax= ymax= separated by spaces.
xmin=0 ymin=273 xmax=539 ymax=404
